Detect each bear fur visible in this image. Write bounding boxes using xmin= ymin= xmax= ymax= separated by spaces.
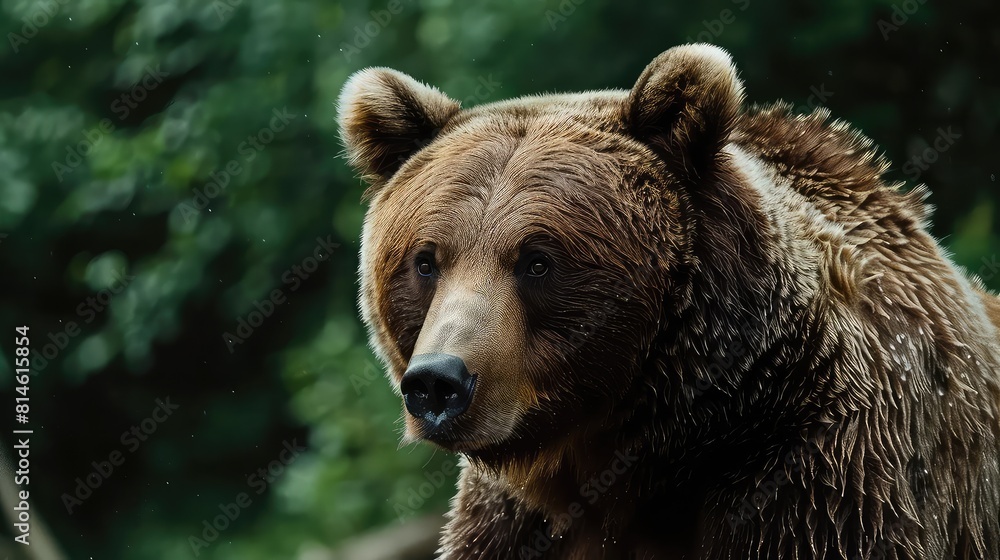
xmin=339 ymin=44 xmax=1000 ymax=559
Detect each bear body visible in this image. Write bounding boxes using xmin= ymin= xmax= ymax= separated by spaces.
xmin=339 ymin=45 xmax=1000 ymax=559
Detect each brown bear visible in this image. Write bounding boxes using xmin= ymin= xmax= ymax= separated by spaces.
xmin=338 ymin=44 xmax=1000 ymax=559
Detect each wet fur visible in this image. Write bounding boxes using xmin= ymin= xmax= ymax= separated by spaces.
xmin=340 ymin=45 xmax=1000 ymax=559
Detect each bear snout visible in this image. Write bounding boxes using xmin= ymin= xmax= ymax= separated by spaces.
xmin=401 ymin=353 xmax=477 ymax=434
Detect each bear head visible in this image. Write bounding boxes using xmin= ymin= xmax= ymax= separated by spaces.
xmin=339 ymin=44 xmax=747 ymax=466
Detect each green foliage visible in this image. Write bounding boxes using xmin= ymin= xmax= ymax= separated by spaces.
xmin=0 ymin=0 xmax=996 ymax=558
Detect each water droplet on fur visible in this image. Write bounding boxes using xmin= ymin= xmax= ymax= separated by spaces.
xmin=937 ymin=388 xmax=945 ymax=396
xmin=884 ymin=296 xmax=893 ymax=304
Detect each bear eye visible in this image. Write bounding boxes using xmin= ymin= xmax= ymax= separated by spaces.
xmin=415 ymin=255 xmax=435 ymax=277
xmin=526 ymin=257 xmax=549 ymax=277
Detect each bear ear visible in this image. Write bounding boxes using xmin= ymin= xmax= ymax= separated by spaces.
xmin=625 ymin=44 xmax=745 ymax=174
xmin=338 ymin=68 xmax=461 ymax=184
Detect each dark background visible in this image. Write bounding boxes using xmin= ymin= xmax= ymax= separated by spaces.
xmin=0 ymin=0 xmax=997 ymax=558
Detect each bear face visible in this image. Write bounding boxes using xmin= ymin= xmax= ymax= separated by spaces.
xmin=340 ymin=46 xmax=740 ymax=462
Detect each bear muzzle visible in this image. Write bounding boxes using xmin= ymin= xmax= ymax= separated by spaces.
xmin=401 ymin=353 xmax=478 ymax=441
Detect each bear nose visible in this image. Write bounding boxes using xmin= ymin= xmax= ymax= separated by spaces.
xmin=401 ymin=353 xmax=476 ymax=423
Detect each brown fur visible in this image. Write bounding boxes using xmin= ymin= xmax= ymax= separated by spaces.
xmin=339 ymin=45 xmax=1000 ymax=559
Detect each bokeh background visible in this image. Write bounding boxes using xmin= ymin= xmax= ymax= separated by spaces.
xmin=0 ymin=0 xmax=997 ymax=558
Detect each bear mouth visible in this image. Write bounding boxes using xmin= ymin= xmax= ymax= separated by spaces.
xmin=410 ymin=411 xmax=503 ymax=453
xmin=413 ymin=415 xmax=472 ymax=449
